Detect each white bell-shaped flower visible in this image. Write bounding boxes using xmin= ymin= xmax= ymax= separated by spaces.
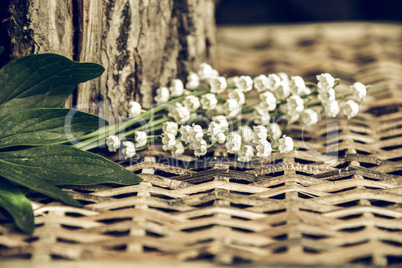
xmin=106 ymin=135 xmax=121 ymax=152
xmin=237 ymin=145 xmax=254 ymax=162
xmin=169 ymin=79 xmax=184 ymax=97
xmin=186 ymin=72 xmax=200 ymax=90
xmin=163 ymin=121 xmax=178 ymax=136
xmin=256 ymin=141 xmax=272 ymax=158
xmin=267 ymin=73 xmax=281 ymax=91
xmin=259 ymin=91 xmax=277 ymax=111
xmin=290 ymin=76 xmax=309 ymax=96
xmin=128 ymin=101 xmax=141 ymax=118
xmin=161 ymin=132 xmax=177 ymax=151
xmin=253 ymin=104 xmax=271 ymax=125
xmin=210 ymin=76 xmax=227 ymax=94
xmin=154 ymin=86 xmax=170 ymax=104
xmin=279 ymin=135 xmax=294 ymax=154
xmin=350 ymin=82 xmax=366 ymax=101
xmin=225 ymin=132 xmax=242 ymax=154
xmin=238 ymin=125 xmax=253 ymax=144
xmin=192 ymin=139 xmax=208 ymax=157
xmin=252 ymin=125 xmax=268 ymax=144
xmin=179 ymin=125 xmax=192 ymax=143
xmin=235 ymin=75 xmax=253 ymax=92
xmin=168 ymin=103 xmax=190 ymax=124
xmin=267 ymin=123 xmax=282 ymax=141
xmin=299 ymin=109 xmax=319 ymax=126
xmin=122 ymin=141 xmax=136 ymax=159
xmin=200 ymin=93 xmax=218 ymax=110
xmin=325 ymin=101 xmax=340 ymax=118
xmin=183 ymin=95 xmax=200 ymax=112
xmin=223 ymin=99 xmax=241 ymax=118
xmin=254 ymin=74 xmax=269 ymax=92
xmin=317 ymin=73 xmax=335 ymax=90
xmin=212 ymin=115 xmax=229 ymax=130
xmin=171 ymin=142 xmax=185 ymax=157
xmin=134 ymin=131 xmax=147 ymax=148
xmin=228 ymin=89 xmax=245 ymax=105
xmin=341 ymin=100 xmax=359 ymax=119
xmin=189 ymin=124 xmax=204 ymax=142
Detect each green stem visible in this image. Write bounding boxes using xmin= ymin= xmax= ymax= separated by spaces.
xmin=147 ymin=135 xmax=160 ymax=139
xmin=333 ymin=78 xmax=342 ymax=88
xmin=207 ymin=142 xmax=215 ymax=148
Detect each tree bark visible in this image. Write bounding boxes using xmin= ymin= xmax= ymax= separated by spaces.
xmin=4 ymin=0 xmax=216 ymax=122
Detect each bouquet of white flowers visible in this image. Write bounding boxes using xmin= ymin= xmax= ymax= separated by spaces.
xmin=76 ymin=63 xmax=369 ymax=162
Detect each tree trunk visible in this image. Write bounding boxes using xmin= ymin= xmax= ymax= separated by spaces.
xmin=4 ymin=0 xmax=216 ymax=122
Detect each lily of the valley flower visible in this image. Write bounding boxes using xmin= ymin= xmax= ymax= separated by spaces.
xmin=256 ymin=141 xmax=272 ymax=158
xmin=210 ymin=76 xmax=227 ymax=94
xmin=171 ymin=142 xmax=185 ymax=157
xmin=134 ymin=131 xmax=147 ymax=148
xmin=223 ymin=99 xmax=241 ymax=118
xmin=318 ymin=88 xmax=336 ymax=104
xmin=168 ymin=103 xmax=190 ymax=124
xmin=122 ymin=141 xmax=136 ymax=159
xmin=290 ymin=76 xmax=310 ymax=96
xmin=161 ymin=132 xmax=177 ymax=151
xmin=189 ymin=124 xmax=204 ymax=142
xmin=129 ymin=101 xmax=141 ymax=118
xmin=226 ymin=132 xmax=242 ymax=154
xmin=267 ymin=123 xmax=282 ymax=141
xmin=228 ymin=89 xmax=245 ymax=105
xmin=169 ymin=79 xmax=184 ymax=97
xmin=267 ymin=73 xmax=281 ymax=91
xmin=300 ymin=108 xmax=319 ymax=126
xmin=212 ymin=115 xmax=229 ymax=130
xmin=279 ymin=135 xmax=294 ymax=154
xmin=252 ymin=125 xmax=268 ymax=144
xmin=274 ymin=82 xmax=291 ymax=100
xmin=325 ymin=101 xmax=340 ymax=118
xmin=106 ymin=135 xmax=120 ymax=152
xmin=236 ymin=75 xmax=253 ymax=92
xmin=201 ymin=93 xmax=218 ymax=110
xmin=198 ymin=63 xmax=219 ymax=81
xmin=163 ymin=121 xmax=178 ymax=136
xmin=254 ymin=74 xmax=269 ymax=92
xmin=186 ymin=72 xmax=200 ymax=90
xmin=191 ymin=139 xmax=208 ymax=157
xmin=226 ymin=76 xmax=239 ymax=87
xmin=208 ymin=122 xmax=225 ymax=144
xmin=286 ymin=95 xmax=304 ymax=114
xmin=183 ymin=95 xmax=200 ymax=112
xmin=341 ymin=100 xmax=359 ymax=119
xmin=237 ymin=145 xmax=254 ymax=162
xmin=238 ymin=125 xmax=253 ymax=144
xmin=253 ymin=104 xmax=271 ymax=125
xmin=350 ymin=82 xmax=366 ymax=101
xmin=179 ymin=125 xmax=192 ymax=143
xmin=155 ymin=86 xmax=170 ymax=104
xmin=317 ymin=73 xmax=335 ymax=90
xmin=259 ymin=91 xmax=277 ymax=111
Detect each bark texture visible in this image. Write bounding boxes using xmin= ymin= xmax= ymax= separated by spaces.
xmin=4 ymin=0 xmax=216 ymax=121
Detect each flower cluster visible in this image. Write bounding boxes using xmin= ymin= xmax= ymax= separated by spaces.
xmin=104 ymin=64 xmax=368 ymax=162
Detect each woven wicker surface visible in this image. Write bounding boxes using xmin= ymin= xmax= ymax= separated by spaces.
xmin=1 ymin=22 xmax=402 ymax=267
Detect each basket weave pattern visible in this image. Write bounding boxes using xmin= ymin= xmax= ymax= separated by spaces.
xmin=0 ymin=23 xmax=401 ymax=266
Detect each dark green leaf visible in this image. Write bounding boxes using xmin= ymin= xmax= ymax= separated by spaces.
xmin=0 ymin=108 xmax=108 ymax=149
xmin=0 ymin=177 xmax=34 ymax=233
xmin=0 ymin=145 xmax=142 ymax=206
xmin=0 ymin=47 xmax=4 ymax=55
xmin=0 ymin=53 xmax=104 ymax=119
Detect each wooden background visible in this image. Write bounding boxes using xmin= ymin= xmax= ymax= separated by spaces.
xmin=3 ymin=0 xmax=216 ymax=121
